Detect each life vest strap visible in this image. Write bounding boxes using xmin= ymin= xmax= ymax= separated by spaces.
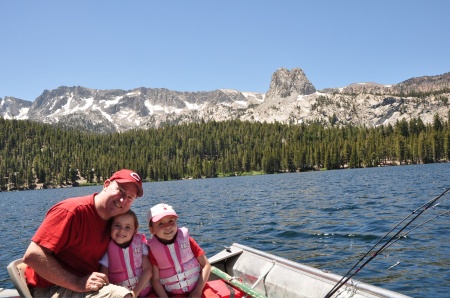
xmin=164 ymin=274 xmax=199 ymax=292
xmin=160 ymin=265 xmax=201 ymax=284
xmin=120 ymin=276 xmax=139 ymax=289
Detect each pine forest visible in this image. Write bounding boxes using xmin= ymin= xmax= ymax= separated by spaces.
xmin=1 ymin=114 xmax=450 ymax=191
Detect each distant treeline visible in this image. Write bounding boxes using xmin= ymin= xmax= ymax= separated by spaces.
xmin=1 ymin=115 xmax=449 ymax=190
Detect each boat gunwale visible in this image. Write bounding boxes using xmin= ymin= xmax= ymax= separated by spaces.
xmin=209 ymin=243 xmax=411 ymax=298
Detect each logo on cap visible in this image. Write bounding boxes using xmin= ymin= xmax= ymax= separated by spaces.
xmin=130 ymin=172 xmax=141 ymax=182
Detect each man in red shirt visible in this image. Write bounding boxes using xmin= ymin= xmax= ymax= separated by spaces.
xmin=23 ymin=169 xmax=144 ymax=298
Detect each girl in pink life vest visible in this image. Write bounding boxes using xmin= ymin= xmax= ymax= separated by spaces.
xmin=147 ymin=203 xmax=213 ymax=298
xmin=99 ymin=210 xmax=152 ymax=297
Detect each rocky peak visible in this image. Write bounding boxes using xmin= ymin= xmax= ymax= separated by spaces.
xmin=0 ymin=96 xmax=31 ymax=119
xmin=266 ymin=67 xmax=316 ymax=99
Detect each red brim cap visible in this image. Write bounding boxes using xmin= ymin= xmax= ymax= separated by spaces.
xmin=109 ymin=169 xmax=143 ymax=197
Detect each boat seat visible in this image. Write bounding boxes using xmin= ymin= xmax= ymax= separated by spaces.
xmin=7 ymin=259 xmax=32 ymax=298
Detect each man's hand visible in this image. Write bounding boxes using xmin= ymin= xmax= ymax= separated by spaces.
xmin=79 ymin=272 xmax=109 ymax=292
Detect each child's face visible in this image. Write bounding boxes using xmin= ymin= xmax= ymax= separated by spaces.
xmin=111 ymin=213 xmax=136 ymax=245
xmin=150 ymin=215 xmax=178 ymax=241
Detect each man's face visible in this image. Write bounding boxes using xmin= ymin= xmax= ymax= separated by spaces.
xmin=103 ymin=180 xmax=138 ymax=218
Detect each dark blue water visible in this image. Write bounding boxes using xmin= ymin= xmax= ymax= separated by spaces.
xmin=1 ymin=163 xmax=449 ymax=297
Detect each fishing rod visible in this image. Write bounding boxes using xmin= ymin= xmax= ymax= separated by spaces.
xmin=380 ymin=208 xmax=450 ymax=271
xmin=324 ymin=187 xmax=450 ymax=298
xmin=379 ymin=209 xmax=450 ymax=255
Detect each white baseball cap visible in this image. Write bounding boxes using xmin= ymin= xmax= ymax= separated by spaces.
xmin=147 ymin=203 xmax=178 ymax=223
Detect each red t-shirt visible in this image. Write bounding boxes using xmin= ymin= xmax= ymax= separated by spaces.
xmin=25 ymin=194 xmax=111 ymax=288
xmin=148 ymin=236 xmax=205 ymax=265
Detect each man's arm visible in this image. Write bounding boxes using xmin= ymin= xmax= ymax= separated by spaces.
xmin=23 ymin=241 xmax=109 ymax=293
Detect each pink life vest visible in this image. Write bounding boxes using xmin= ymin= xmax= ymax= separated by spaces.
xmin=148 ymin=227 xmax=201 ymax=294
xmin=107 ymin=233 xmax=151 ymax=296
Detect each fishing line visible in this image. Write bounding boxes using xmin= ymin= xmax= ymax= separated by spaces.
xmin=324 ymin=187 xmax=450 ymax=298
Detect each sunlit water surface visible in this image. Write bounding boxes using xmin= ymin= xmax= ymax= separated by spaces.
xmin=1 ymin=163 xmax=449 ymax=297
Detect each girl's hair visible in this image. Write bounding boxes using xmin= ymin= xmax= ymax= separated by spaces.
xmin=115 ymin=209 xmax=139 ymax=231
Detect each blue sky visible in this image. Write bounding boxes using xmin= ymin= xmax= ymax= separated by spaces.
xmin=1 ymin=1 xmax=449 ymax=102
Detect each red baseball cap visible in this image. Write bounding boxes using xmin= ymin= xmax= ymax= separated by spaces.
xmin=109 ymin=169 xmax=143 ymax=197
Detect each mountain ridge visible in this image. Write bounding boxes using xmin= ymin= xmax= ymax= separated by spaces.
xmin=1 ymin=67 xmax=449 ymax=133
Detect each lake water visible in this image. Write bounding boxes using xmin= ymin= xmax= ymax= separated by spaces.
xmin=1 ymin=163 xmax=449 ymax=297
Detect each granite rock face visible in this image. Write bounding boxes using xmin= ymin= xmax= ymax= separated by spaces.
xmin=266 ymin=68 xmax=316 ymax=99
